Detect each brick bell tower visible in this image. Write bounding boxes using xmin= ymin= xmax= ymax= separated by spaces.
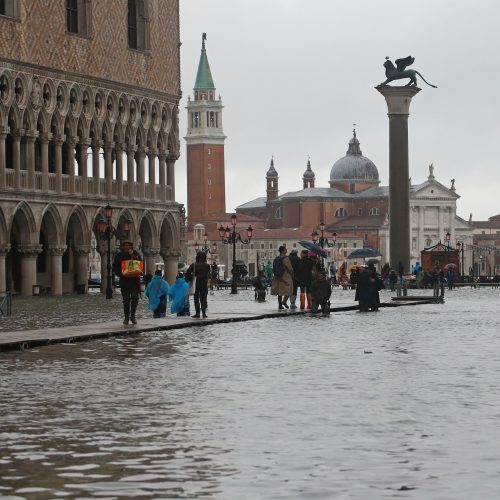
xmin=185 ymin=33 xmax=227 ymax=227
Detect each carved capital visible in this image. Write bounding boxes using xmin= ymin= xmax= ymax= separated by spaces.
xmin=103 ymin=140 xmax=115 ymax=151
xmin=74 ymin=245 xmax=91 ymax=256
xmin=0 ymin=126 xmax=10 ymax=139
xmin=17 ymin=244 xmax=43 ymax=257
xmin=161 ymin=247 xmax=181 ymax=259
xmin=147 ymin=148 xmax=158 ymax=159
xmin=66 ymin=136 xmax=78 ymax=147
xmin=158 ymin=150 xmax=168 ymax=162
xmin=10 ymin=129 xmax=24 ymax=141
xmin=167 ymin=151 xmax=180 ymax=162
xmin=115 ymin=142 xmax=126 ymax=153
xmin=143 ymin=247 xmax=161 ymax=258
xmin=39 ymin=132 xmax=53 ymax=144
xmin=92 ymin=139 xmax=103 ymax=151
xmin=126 ymin=144 xmax=137 ymax=155
xmin=54 ymin=134 xmax=66 ymax=146
xmin=0 ymin=244 xmax=11 ymax=256
xmin=48 ymin=246 xmax=67 ymax=257
xmin=136 ymin=146 xmax=148 ymax=157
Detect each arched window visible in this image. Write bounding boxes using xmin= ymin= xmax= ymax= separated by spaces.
xmin=369 ymin=207 xmax=380 ymax=216
xmin=425 ymin=237 xmax=432 ymax=247
xmin=274 ymin=207 xmax=283 ymax=219
xmin=335 ymin=207 xmax=348 ymax=217
xmin=128 ymin=0 xmax=150 ymax=51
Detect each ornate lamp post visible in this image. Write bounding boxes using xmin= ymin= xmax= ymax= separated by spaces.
xmin=203 ymin=233 xmax=218 ymax=256
xmin=312 ymin=221 xmax=337 ymax=270
xmin=456 ymin=241 xmax=465 ymax=278
xmin=218 ymin=213 xmax=253 ymax=294
xmin=97 ymin=203 xmax=131 ymax=300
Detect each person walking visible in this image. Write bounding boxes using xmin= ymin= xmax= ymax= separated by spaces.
xmin=271 ymin=245 xmax=294 ymax=310
xmin=355 ymin=264 xmax=383 ymax=312
xmin=169 ymin=272 xmax=190 ymax=316
xmin=296 ymin=249 xmax=314 ymax=310
xmin=288 ymin=248 xmax=300 ymax=309
xmin=185 ymin=251 xmax=211 ymax=318
xmin=389 ymin=268 xmax=398 ymax=292
xmin=310 ymin=270 xmax=332 ymax=316
xmin=112 ymin=240 xmax=143 ymax=325
xmin=144 ymin=269 xmax=170 ymax=318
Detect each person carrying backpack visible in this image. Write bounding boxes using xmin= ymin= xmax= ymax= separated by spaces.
xmin=271 ymin=246 xmax=294 ymax=310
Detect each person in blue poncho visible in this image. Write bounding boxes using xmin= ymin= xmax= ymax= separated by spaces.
xmin=144 ymin=270 xmax=170 ymax=318
xmin=169 ymin=272 xmax=190 ymax=317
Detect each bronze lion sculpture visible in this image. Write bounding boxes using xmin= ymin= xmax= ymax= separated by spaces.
xmin=381 ymin=56 xmax=437 ymax=88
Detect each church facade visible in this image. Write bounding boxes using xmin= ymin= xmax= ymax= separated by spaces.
xmin=0 ymin=0 xmax=183 ymax=294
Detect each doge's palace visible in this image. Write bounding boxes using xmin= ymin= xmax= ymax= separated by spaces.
xmin=0 ymin=0 xmax=183 ymax=295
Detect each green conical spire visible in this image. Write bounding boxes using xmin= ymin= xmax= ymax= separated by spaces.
xmin=194 ymin=33 xmax=215 ymax=90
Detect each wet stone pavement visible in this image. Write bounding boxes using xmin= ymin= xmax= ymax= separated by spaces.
xmin=1 ymin=287 xmax=500 ymax=499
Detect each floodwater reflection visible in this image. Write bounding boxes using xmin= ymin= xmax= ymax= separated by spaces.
xmin=1 ymin=288 xmax=500 ymax=498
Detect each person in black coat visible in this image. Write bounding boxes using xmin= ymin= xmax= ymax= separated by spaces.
xmin=112 ymin=240 xmax=142 ymax=325
xmin=287 ymin=249 xmax=301 ymax=309
xmin=295 ymin=250 xmax=314 ymax=309
xmin=355 ymin=264 xmax=383 ymax=312
xmin=185 ymin=251 xmax=211 ymax=318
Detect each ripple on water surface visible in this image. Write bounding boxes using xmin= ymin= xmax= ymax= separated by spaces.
xmin=1 ymin=289 xmax=500 ymax=498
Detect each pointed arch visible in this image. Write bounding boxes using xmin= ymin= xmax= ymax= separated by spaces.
xmin=8 ymin=105 xmax=21 ymax=130
xmin=101 ymin=119 xmax=114 ymax=143
xmin=0 ymin=206 xmax=8 ymax=246
xmin=63 ymin=114 xmax=77 ymax=138
xmin=77 ymin=115 xmax=90 ymax=140
xmin=160 ymin=211 xmax=179 ymax=249
xmin=66 ymin=205 xmax=91 ymax=247
xmin=41 ymin=203 xmax=65 ymax=246
xmin=138 ymin=209 xmax=157 ymax=248
xmin=50 ymin=113 xmax=64 ymax=136
xmin=36 ymin=109 xmax=50 ymax=134
xmin=11 ymin=201 xmax=37 ymax=245
xmin=135 ymin=125 xmax=146 ymax=148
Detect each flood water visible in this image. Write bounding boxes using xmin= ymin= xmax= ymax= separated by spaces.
xmin=1 ymin=288 xmax=500 ymax=499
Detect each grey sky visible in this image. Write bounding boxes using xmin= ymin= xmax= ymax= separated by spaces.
xmin=177 ymin=0 xmax=499 ymax=222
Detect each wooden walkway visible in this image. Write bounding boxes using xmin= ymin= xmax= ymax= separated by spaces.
xmin=0 ymin=297 xmax=442 ymax=353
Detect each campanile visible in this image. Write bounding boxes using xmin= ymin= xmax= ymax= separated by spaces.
xmin=185 ymin=34 xmax=227 ymax=226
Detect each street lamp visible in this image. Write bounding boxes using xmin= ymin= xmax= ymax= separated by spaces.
xmin=445 ymin=232 xmax=451 ymax=265
xmin=456 ymin=241 xmax=465 ymax=278
xmin=312 ymin=221 xmax=337 ymax=270
xmin=97 ymin=203 xmax=132 ymax=299
xmin=202 ymin=233 xmax=218 ymax=255
xmin=218 ymin=213 xmax=253 ymax=294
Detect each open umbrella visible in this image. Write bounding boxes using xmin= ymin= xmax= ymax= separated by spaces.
xmin=298 ymin=241 xmax=328 ymax=258
xmin=443 ymin=263 xmax=457 ymax=271
xmin=347 ymin=247 xmax=381 ymax=259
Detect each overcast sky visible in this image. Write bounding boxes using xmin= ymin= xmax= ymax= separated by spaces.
xmin=177 ymin=0 xmax=499 ymax=222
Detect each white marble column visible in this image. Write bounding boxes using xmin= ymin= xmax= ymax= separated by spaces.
xmin=67 ymin=136 xmax=77 ymax=194
xmin=126 ymin=145 xmax=137 ymax=200
xmin=167 ymin=154 xmax=177 ymax=201
xmin=12 ymin=130 xmax=22 ymax=190
xmin=148 ymin=149 xmax=156 ymax=199
xmin=104 ymin=141 xmax=114 ymax=198
xmin=0 ymin=244 xmax=11 ymax=293
xmin=418 ymin=206 xmax=424 ymax=251
xmin=25 ymin=132 xmax=38 ymax=190
xmin=161 ymin=248 xmax=181 ymax=284
xmin=158 ymin=150 xmax=167 ymax=202
xmin=115 ymin=143 xmax=124 ymax=199
xmin=54 ymin=134 xmax=65 ymax=193
xmin=79 ymin=138 xmax=90 ymax=196
xmin=49 ymin=246 xmax=67 ymax=296
xmin=0 ymin=127 xmax=8 ymax=188
xmin=18 ymin=244 xmax=42 ymax=296
xmin=92 ymin=139 xmax=102 ymax=196
xmin=39 ymin=132 xmax=52 ymax=192
xmin=136 ymin=147 xmax=147 ymax=200
xmin=75 ymin=245 xmax=91 ymax=294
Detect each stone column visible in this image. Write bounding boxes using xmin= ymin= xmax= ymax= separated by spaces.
xmin=66 ymin=136 xmax=77 ymax=194
xmin=39 ymin=132 xmax=52 ymax=192
xmin=54 ymin=134 xmax=66 ymax=193
xmin=115 ymin=143 xmax=124 ymax=199
xmin=0 ymin=127 xmax=8 ymax=188
xmin=25 ymin=132 xmax=38 ymax=190
xmin=136 ymin=146 xmax=147 ymax=200
xmin=12 ymin=130 xmax=23 ymax=190
xmin=161 ymin=248 xmax=181 ymax=284
xmin=438 ymin=206 xmax=444 ymax=241
xmin=143 ymin=247 xmax=160 ymax=276
xmin=75 ymin=245 xmax=91 ymax=294
xmin=376 ymin=85 xmax=420 ymax=273
xmin=158 ymin=150 xmax=167 ymax=202
xmin=0 ymin=244 xmax=11 ymax=293
xmin=48 ymin=246 xmax=67 ymax=296
xmin=18 ymin=244 xmax=42 ymax=296
xmin=79 ymin=138 xmax=90 ymax=196
xmin=103 ymin=141 xmax=114 ymax=198
xmin=167 ymin=154 xmax=177 ymax=201
xmin=418 ymin=206 xmax=424 ymax=253
xmin=92 ymin=139 xmax=102 ymax=196
xmin=126 ymin=145 xmax=137 ymax=200
xmin=148 ymin=149 xmax=157 ymax=199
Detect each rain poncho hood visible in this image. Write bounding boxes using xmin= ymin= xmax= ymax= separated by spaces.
xmin=144 ymin=275 xmax=170 ymax=311
xmin=169 ymin=277 xmax=189 ymax=314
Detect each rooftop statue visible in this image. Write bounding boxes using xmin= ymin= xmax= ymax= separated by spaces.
xmin=380 ymin=56 xmax=437 ymax=88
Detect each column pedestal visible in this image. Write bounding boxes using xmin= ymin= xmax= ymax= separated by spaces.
xmin=376 ymin=85 xmax=420 ymax=274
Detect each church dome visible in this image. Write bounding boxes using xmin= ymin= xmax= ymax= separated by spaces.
xmin=303 ymin=159 xmax=315 ymax=179
xmin=329 ymin=131 xmax=379 ymax=183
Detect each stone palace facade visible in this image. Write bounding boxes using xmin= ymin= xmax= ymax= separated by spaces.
xmin=0 ymin=0 xmax=183 ymax=295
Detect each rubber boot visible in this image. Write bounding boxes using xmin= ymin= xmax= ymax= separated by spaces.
xmin=300 ymin=292 xmax=306 ymax=310
xmin=307 ymin=293 xmax=313 ymax=310
xmin=123 ymin=303 xmax=130 ymax=325
xmin=278 ymin=296 xmax=283 ymax=310
xmin=130 ymin=301 xmax=138 ymax=324
xmin=290 ymin=294 xmax=297 ymax=309
xmin=282 ymin=296 xmax=289 ymax=309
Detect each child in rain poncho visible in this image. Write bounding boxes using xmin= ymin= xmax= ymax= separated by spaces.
xmin=168 ymin=272 xmax=190 ymax=316
xmin=144 ymin=270 xmax=170 ymax=318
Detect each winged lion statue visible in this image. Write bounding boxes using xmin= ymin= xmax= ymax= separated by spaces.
xmin=381 ymin=56 xmax=437 ymax=88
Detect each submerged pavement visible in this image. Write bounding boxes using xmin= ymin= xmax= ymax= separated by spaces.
xmin=0 ymin=288 xmax=441 ymax=352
